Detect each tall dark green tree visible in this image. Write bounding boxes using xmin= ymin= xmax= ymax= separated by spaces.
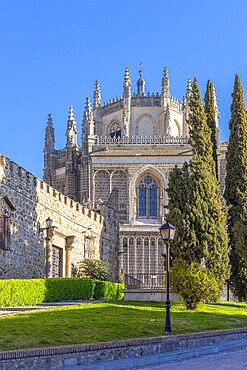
xmin=167 ymin=79 xmax=230 ymax=285
xmin=224 ymin=74 xmax=247 ymax=300
xmin=204 ymin=80 xmax=219 ymax=178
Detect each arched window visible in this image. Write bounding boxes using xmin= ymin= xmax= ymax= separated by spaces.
xmin=138 ymin=174 xmax=158 ymax=217
xmin=109 ymin=121 xmax=121 ymax=138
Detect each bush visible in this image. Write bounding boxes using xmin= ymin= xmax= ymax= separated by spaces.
xmin=171 ymin=261 xmax=220 ymax=309
xmin=76 ymin=259 xmax=109 ymax=281
xmin=93 ymin=281 xmax=124 ymax=300
xmin=44 ymin=278 xmax=95 ymax=302
xmin=0 ymin=279 xmax=45 ymax=307
xmin=0 ymin=278 xmax=124 ymax=307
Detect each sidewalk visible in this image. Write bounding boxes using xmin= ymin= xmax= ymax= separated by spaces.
xmin=54 ymin=338 xmax=247 ymax=369
xmin=0 ymin=300 xmax=98 ymax=316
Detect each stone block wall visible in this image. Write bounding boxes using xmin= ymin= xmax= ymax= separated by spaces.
xmin=0 ymin=155 xmax=119 ymax=281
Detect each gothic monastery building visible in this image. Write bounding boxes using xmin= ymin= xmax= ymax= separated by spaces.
xmin=43 ymin=67 xmax=227 ymax=277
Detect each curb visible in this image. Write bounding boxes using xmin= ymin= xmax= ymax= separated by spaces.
xmin=55 ymin=338 xmax=247 ymax=369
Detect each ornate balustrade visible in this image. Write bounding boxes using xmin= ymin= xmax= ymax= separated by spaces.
xmin=95 ymin=135 xmax=189 ymax=146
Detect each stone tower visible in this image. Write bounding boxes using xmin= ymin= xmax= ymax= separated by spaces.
xmin=43 ymin=67 xmax=221 ymax=276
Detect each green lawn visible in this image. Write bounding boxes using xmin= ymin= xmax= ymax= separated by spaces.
xmin=1 ymin=301 xmax=247 ymax=351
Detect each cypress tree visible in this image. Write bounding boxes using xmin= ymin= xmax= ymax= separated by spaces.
xmin=167 ymin=79 xmax=230 ymax=285
xmin=224 ymin=74 xmax=247 ymax=300
xmin=204 ymin=80 xmax=219 ymax=178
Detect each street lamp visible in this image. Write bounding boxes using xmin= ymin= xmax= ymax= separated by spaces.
xmin=45 ymin=217 xmax=53 ymax=228
xmin=160 ymin=220 xmax=176 ymax=335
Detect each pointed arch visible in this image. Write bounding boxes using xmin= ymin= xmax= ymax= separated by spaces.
xmin=108 ymin=120 xmax=122 ymax=138
xmin=135 ymin=114 xmax=155 ymax=136
xmin=129 ymin=166 xmax=166 ymax=222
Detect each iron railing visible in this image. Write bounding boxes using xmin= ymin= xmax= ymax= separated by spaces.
xmin=124 ymin=273 xmax=166 ymax=289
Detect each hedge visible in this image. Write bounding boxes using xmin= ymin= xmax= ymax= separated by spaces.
xmin=93 ymin=281 xmax=124 ymax=300
xmin=44 ymin=278 xmax=95 ymax=302
xmin=0 ymin=278 xmax=124 ymax=307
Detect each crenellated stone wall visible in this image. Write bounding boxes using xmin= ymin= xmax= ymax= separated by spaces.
xmin=0 ymin=155 xmax=119 ymax=281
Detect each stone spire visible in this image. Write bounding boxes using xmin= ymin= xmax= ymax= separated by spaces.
xmin=83 ymin=97 xmax=95 ymax=138
xmin=186 ymin=78 xmax=192 ymax=101
xmin=136 ymin=63 xmax=146 ymax=96
xmin=123 ymin=67 xmax=131 ymax=97
xmin=44 ymin=114 xmax=55 ymax=152
xmin=161 ymin=67 xmax=171 ymax=109
xmin=93 ymin=80 xmax=101 ymax=109
xmin=182 ymin=78 xmax=192 ymax=137
xmin=212 ymin=83 xmax=220 ymax=144
xmin=66 ymin=106 xmax=78 ymax=148
xmin=82 ymin=97 xmax=96 ymax=155
xmin=122 ymin=67 xmax=132 ymax=137
xmin=212 ymin=83 xmax=220 ymax=121
xmin=162 ymin=67 xmax=170 ymax=97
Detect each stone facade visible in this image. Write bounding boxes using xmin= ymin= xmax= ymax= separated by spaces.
xmin=43 ymin=67 xmax=225 ymax=277
xmin=0 ymin=155 xmax=119 ymax=281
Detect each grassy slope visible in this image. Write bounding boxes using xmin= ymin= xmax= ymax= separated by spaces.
xmin=1 ymin=301 xmax=247 ymax=351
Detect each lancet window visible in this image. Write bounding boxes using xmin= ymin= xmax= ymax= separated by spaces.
xmin=138 ymin=175 xmax=158 ymax=217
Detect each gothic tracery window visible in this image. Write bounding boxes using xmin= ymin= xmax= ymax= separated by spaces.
xmin=138 ymin=175 xmax=158 ymax=217
xmin=109 ymin=121 xmax=121 ymax=139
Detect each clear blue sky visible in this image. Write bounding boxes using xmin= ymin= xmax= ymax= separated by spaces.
xmin=1 ymin=0 xmax=247 ymax=178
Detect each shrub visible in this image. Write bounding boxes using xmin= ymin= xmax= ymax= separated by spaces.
xmin=0 ymin=279 xmax=45 ymax=307
xmin=93 ymin=281 xmax=124 ymax=300
xmin=76 ymin=259 xmax=109 ymax=281
xmin=44 ymin=278 xmax=95 ymax=302
xmin=0 ymin=278 xmax=124 ymax=307
xmin=171 ymin=261 xmax=220 ymax=309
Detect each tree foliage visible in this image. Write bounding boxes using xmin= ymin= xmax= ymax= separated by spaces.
xmin=167 ymin=79 xmax=230 ymax=285
xmin=76 ymin=259 xmax=109 ymax=281
xmin=224 ymin=74 xmax=247 ymax=299
xmin=171 ymin=261 xmax=220 ymax=310
xmin=204 ymin=80 xmax=219 ymax=178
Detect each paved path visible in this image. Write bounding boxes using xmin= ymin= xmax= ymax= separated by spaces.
xmin=54 ymin=338 xmax=247 ymax=370
xmin=0 ymin=300 xmax=99 ymax=316
xmin=138 ymin=346 xmax=247 ymax=369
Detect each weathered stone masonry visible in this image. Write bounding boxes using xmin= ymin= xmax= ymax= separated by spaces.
xmin=0 ymin=155 xmax=119 ymax=280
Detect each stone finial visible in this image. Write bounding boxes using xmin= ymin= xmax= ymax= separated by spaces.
xmin=44 ymin=113 xmax=55 ymax=152
xmin=123 ymin=67 xmax=132 ymax=97
xmin=212 ymin=83 xmax=220 ymax=118
xmin=124 ymin=66 xmax=131 ymax=83
xmin=137 ymin=63 xmax=146 ymax=96
xmin=83 ymin=97 xmax=95 ymax=136
xmin=68 ymin=106 xmax=75 ymax=122
xmin=162 ymin=66 xmax=170 ymax=97
xmin=186 ymin=78 xmax=192 ymax=100
xmin=84 ymin=97 xmax=93 ymax=120
xmin=66 ymin=106 xmax=78 ymax=148
xmin=47 ymin=113 xmax=53 ymax=126
xmin=93 ymin=80 xmax=101 ymax=109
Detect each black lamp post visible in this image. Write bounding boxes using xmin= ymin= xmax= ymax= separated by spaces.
xmin=45 ymin=217 xmax=53 ymax=228
xmin=159 ymin=220 xmax=176 ymax=335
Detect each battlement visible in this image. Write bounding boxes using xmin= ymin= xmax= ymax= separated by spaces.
xmin=0 ymin=154 xmax=102 ymax=224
